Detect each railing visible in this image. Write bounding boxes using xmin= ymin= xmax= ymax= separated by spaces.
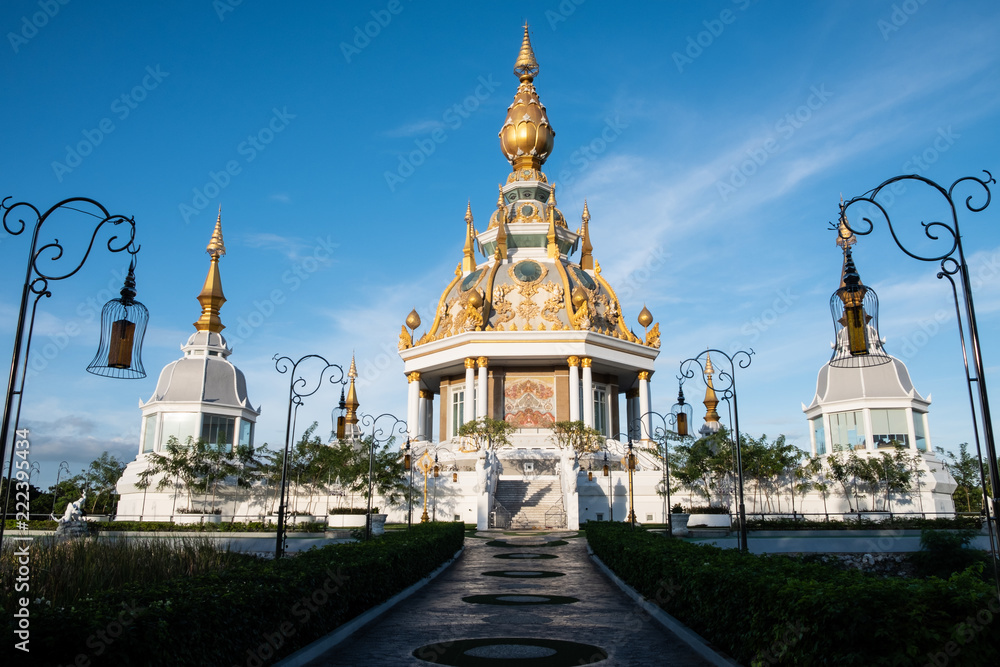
xmin=490 ymin=501 xmax=511 ymax=529
xmin=544 ymin=502 xmax=566 ymax=529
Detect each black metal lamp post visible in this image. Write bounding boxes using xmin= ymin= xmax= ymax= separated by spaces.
xmin=432 ymin=453 xmax=440 ymax=522
xmin=680 ymin=349 xmax=754 ymax=552
xmin=638 ymin=383 xmax=694 ymax=535
xmin=0 ymin=196 xmax=143 ymax=546
xmin=273 ymin=354 xmax=344 ymax=558
xmin=609 ymin=431 xmax=637 ymax=527
xmin=403 ymin=438 xmax=413 ymax=529
xmin=603 ymin=452 xmax=612 ymax=521
xmin=841 ymin=170 xmax=1000 ymax=574
xmin=358 ymin=412 xmax=408 ymax=540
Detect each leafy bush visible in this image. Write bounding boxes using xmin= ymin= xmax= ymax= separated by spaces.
xmin=687 ymin=505 xmax=730 ymax=514
xmin=910 ymin=529 xmax=992 ymax=581
xmin=4 ymin=522 xmax=463 ymax=666
xmin=587 ymin=522 xmax=998 ymax=666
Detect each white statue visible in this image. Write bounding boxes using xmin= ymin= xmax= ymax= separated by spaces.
xmin=53 ymin=492 xmax=86 ymax=524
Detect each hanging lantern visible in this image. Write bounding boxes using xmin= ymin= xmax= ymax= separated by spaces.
xmin=672 ymin=385 xmax=692 ymax=437
xmin=403 ymin=439 xmax=412 ymax=471
xmin=433 ymin=454 xmax=440 ymax=478
xmin=830 ymin=247 xmax=890 ymax=368
xmin=452 ymin=472 xmax=458 ymax=482
xmin=87 ymin=261 xmax=147 ymax=379
xmin=588 ymin=470 xmax=593 ymax=482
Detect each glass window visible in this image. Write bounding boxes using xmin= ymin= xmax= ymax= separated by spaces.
xmin=914 ymin=413 xmax=927 ymax=451
xmin=811 ymin=416 xmax=826 ymax=455
xmin=142 ymin=414 xmax=157 ymax=453
xmin=829 ymin=411 xmax=865 ymax=451
xmin=451 ymin=388 xmax=465 ymax=437
xmin=159 ymin=412 xmax=200 ymax=449
xmin=593 ymin=385 xmax=608 ymax=436
xmin=201 ymin=414 xmax=235 ymax=450
xmin=871 ymin=409 xmax=909 ymax=448
xmin=238 ymin=420 xmax=253 ymax=448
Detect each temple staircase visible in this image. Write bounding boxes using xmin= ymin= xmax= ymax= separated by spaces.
xmin=493 ymin=478 xmax=565 ymax=529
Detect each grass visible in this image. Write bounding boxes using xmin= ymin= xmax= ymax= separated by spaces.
xmin=0 ymin=537 xmax=258 ymax=611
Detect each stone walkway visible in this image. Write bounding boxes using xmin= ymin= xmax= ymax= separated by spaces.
xmin=304 ymin=531 xmax=711 ymax=666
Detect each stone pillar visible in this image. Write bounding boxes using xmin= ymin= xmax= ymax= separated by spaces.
xmin=464 ymin=358 xmax=476 ymax=423
xmin=476 ymin=357 xmax=489 ymax=420
xmin=568 ymin=356 xmax=580 ymax=421
xmin=424 ymin=391 xmax=434 ymax=443
xmin=626 ymin=388 xmax=638 ymax=440
xmin=638 ymin=371 xmax=652 ymax=440
xmin=582 ymin=357 xmax=594 ymax=428
xmin=418 ymin=389 xmax=431 ymax=441
xmin=407 ymin=372 xmax=421 ymax=440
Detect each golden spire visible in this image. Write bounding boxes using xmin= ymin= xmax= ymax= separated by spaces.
xmin=638 ymin=305 xmax=653 ymax=329
xmin=579 ymin=200 xmax=594 ymax=270
xmin=194 ymin=207 xmax=227 ymax=333
xmin=345 ymin=353 xmax=359 ymax=425
xmin=500 ymin=24 xmax=555 ymax=174
xmin=546 ymin=186 xmax=559 ymax=259
xmin=462 ymin=200 xmax=477 ymax=273
xmin=494 ymin=186 xmax=509 ymax=260
xmin=703 ymin=353 xmax=720 ymax=424
xmin=514 ymin=22 xmax=539 ymax=82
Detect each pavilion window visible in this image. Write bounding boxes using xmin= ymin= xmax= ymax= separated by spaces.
xmin=871 ymin=409 xmax=908 ymax=448
xmin=811 ymin=416 xmax=826 ymax=455
xmin=202 ymin=414 xmax=236 ymax=451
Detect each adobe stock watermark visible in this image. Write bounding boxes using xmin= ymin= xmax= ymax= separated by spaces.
xmin=923 ymin=595 xmax=1000 ymax=667
xmin=384 ymin=75 xmax=500 ymax=192
xmin=178 ymin=107 xmax=295 ymax=224
xmin=727 ymin=288 xmax=798 ymax=354
xmin=213 ymin=0 xmax=242 ymax=21
xmin=615 ymin=246 xmax=669 ymax=302
xmin=555 ymin=115 xmax=628 ymax=188
xmin=878 ymin=0 xmax=931 ymax=41
xmin=51 ymin=65 xmax=170 ymax=183
xmin=716 ymin=85 xmax=833 ymax=202
xmin=340 ymin=0 xmax=410 ymax=64
xmin=672 ymin=0 xmax=754 ymax=74
xmin=224 ymin=235 xmax=336 ymax=348
xmin=545 ymin=0 xmax=586 ymax=30
xmin=894 ymin=310 xmax=950 ymax=362
xmin=7 ymin=0 xmax=70 ymax=54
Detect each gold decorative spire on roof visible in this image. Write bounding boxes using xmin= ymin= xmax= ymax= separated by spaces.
xmin=345 ymin=353 xmax=359 ymax=425
xmin=546 ymin=186 xmax=559 ymax=259
xmin=499 ymin=24 xmax=555 ymax=174
xmin=406 ymin=309 xmax=421 ymax=331
xmin=494 ymin=187 xmax=509 ymax=260
xmin=579 ymin=200 xmax=594 ymax=270
xmin=703 ymin=353 xmax=720 ymax=424
xmin=194 ymin=208 xmax=227 ymax=333
xmin=638 ymin=305 xmax=653 ymax=329
xmin=462 ymin=200 xmax=477 ymax=273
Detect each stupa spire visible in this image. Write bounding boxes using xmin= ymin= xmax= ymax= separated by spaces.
xmin=703 ymin=353 xmax=721 ymax=424
xmin=499 ymin=24 xmax=555 ymax=175
xmin=194 ymin=207 xmax=227 ymax=333
xmin=462 ymin=200 xmax=477 ymax=273
xmin=345 ymin=353 xmax=360 ymax=425
xmin=579 ymin=200 xmax=594 ymax=270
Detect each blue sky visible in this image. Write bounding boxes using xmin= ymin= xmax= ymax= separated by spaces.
xmin=2 ymin=0 xmax=999 ymax=487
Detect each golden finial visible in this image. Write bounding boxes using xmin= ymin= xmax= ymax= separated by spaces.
xmin=579 ymin=200 xmax=594 ymax=270
xmin=638 ymin=305 xmax=653 ymax=329
xmin=406 ymin=309 xmax=421 ymax=331
xmin=513 ymin=22 xmax=539 ymax=82
xmin=462 ymin=200 xmax=477 ymax=273
xmin=703 ymin=352 xmax=720 ymax=423
xmin=546 ymin=189 xmax=559 ymax=259
xmin=194 ymin=211 xmax=227 ymax=333
xmin=345 ymin=352 xmax=359 ymax=425
xmin=206 ymin=206 xmax=226 ymax=258
xmin=571 ymin=285 xmax=588 ymax=308
xmin=495 ymin=203 xmax=509 ymax=260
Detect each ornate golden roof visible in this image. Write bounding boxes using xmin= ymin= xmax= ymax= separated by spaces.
xmin=499 ymin=23 xmax=555 ymax=175
xmin=194 ymin=208 xmax=227 ymax=333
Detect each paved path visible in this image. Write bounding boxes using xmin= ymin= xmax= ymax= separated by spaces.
xmin=305 ymin=531 xmax=710 ymax=666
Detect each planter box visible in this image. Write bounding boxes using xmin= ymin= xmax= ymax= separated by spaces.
xmin=174 ymin=514 xmax=222 ymax=525
xmin=370 ymin=513 xmax=388 ymax=536
xmin=288 ymin=515 xmax=317 ymax=525
xmin=670 ymin=513 xmax=690 ymax=537
xmin=327 ymin=514 xmax=367 ymax=528
xmin=688 ymin=513 xmax=731 ymax=529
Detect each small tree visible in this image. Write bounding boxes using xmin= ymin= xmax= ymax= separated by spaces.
xmin=81 ymin=451 xmax=127 ymax=514
xmin=458 ymin=416 xmax=516 ymax=452
xmin=938 ymin=443 xmax=982 ymax=513
xmin=549 ymin=420 xmax=603 ymax=456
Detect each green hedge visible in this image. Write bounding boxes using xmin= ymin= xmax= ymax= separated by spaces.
xmin=744 ymin=515 xmax=983 ymax=531
xmin=7 ymin=522 xmax=463 ymax=666
xmin=587 ymin=523 xmax=999 ymax=666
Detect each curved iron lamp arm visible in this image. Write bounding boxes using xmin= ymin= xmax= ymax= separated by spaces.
xmin=272 ymin=354 xmax=345 ymax=558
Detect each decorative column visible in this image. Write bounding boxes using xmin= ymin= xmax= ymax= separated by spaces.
xmin=568 ymin=356 xmax=580 ymax=421
xmin=423 ymin=391 xmax=434 ymax=443
xmin=581 ymin=357 xmax=594 ymax=428
xmin=626 ymin=388 xmax=639 ymax=440
xmin=638 ymin=371 xmax=652 ymax=440
xmin=418 ymin=389 xmax=431 ymax=441
xmin=464 ymin=358 xmax=476 ymax=423
xmin=476 ymin=357 xmax=489 ymax=420
xmin=407 ymin=372 xmax=421 ymax=440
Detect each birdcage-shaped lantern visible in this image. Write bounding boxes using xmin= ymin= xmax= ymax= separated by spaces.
xmin=87 ymin=261 xmax=148 ymax=378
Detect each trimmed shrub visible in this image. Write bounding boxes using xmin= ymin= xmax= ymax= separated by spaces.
xmin=587 ymin=522 xmax=999 ymax=666
xmin=5 ymin=522 xmax=463 ymax=666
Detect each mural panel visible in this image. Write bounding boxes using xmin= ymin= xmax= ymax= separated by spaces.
xmin=504 ymin=376 xmax=555 ymax=428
